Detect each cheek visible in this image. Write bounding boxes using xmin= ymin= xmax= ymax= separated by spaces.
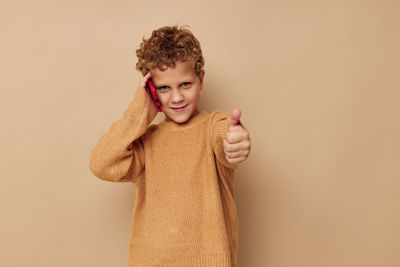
xmin=193 ymin=93 xmax=201 ymax=105
xmin=158 ymin=94 xmax=169 ymax=106
xmin=187 ymin=90 xmax=200 ymax=103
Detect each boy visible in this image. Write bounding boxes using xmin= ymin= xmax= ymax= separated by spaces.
xmin=89 ymin=25 xmax=251 ymax=267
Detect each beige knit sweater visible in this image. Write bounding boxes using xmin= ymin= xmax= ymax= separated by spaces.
xmin=89 ymin=86 xmax=240 ymax=267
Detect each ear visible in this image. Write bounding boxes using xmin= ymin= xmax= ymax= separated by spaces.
xmin=199 ymin=70 xmax=205 ymax=91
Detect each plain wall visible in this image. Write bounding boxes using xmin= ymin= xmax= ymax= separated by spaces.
xmin=1 ymin=0 xmax=399 ymax=266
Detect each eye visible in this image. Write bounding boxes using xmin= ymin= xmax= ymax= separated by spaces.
xmin=181 ymin=82 xmax=191 ymax=88
xmin=157 ymin=86 xmax=170 ymax=92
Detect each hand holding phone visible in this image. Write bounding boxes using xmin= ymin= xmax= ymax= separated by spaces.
xmin=145 ymin=78 xmax=162 ymax=112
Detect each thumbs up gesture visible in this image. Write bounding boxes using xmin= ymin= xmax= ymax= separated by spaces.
xmin=224 ymin=109 xmax=251 ymax=164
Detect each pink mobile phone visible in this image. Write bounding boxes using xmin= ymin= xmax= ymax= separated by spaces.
xmin=145 ymin=78 xmax=162 ymax=112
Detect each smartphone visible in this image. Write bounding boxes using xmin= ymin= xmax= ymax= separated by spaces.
xmin=145 ymin=78 xmax=162 ymax=112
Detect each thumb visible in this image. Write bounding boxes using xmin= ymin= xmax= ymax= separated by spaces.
xmin=228 ymin=108 xmax=241 ymax=129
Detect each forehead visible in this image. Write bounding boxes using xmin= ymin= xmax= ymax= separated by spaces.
xmin=151 ymin=60 xmax=196 ymax=84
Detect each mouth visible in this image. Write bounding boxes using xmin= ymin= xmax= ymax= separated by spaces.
xmin=170 ymin=104 xmax=188 ymax=112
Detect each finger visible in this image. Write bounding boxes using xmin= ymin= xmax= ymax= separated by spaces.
xmin=226 ymin=149 xmax=250 ymax=158
xmin=140 ymin=72 xmax=152 ymax=88
xmin=225 ymin=155 xmax=247 ymax=164
xmin=228 ymin=125 xmax=244 ymax=133
xmin=228 ymin=108 xmax=241 ymax=129
xmin=223 ymin=139 xmax=250 ymax=152
xmin=225 ymin=130 xmax=249 ymax=144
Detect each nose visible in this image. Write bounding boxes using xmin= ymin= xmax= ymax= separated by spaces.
xmin=171 ymin=88 xmax=184 ymax=103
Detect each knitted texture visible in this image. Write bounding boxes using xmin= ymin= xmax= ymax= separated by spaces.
xmin=89 ymin=86 xmax=240 ymax=267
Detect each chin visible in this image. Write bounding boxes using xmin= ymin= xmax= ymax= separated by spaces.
xmin=165 ymin=111 xmax=194 ymax=124
xmin=171 ymin=115 xmax=190 ymax=124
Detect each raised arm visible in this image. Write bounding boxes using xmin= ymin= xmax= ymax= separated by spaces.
xmin=89 ymin=79 xmax=158 ymax=183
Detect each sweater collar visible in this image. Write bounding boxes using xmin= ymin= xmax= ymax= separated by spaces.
xmin=159 ymin=111 xmax=208 ymax=130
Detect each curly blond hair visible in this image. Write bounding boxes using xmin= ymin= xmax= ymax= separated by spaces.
xmin=136 ymin=25 xmax=204 ymax=78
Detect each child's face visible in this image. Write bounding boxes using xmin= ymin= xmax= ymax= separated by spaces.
xmin=151 ymin=60 xmax=204 ymax=124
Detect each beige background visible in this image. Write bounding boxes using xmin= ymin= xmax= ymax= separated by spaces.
xmin=1 ymin=0 xmax=399 ymax=266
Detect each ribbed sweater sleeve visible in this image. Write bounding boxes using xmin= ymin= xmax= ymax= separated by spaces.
xmin=89 ymin=86 xmax=158 ymax=183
